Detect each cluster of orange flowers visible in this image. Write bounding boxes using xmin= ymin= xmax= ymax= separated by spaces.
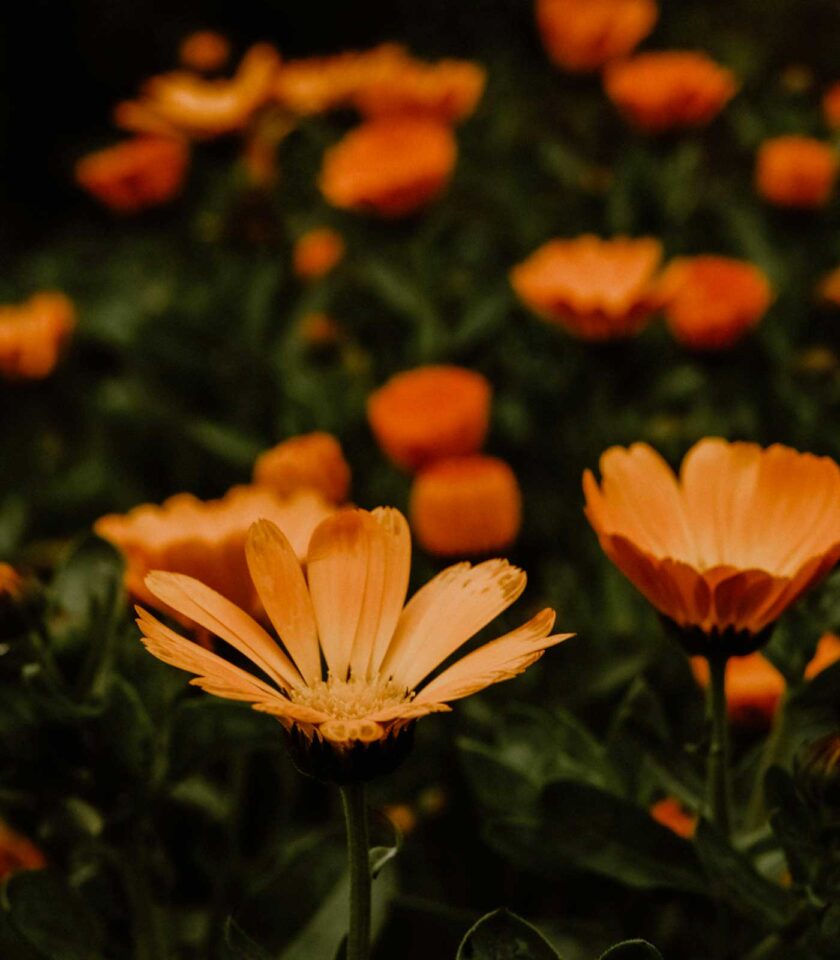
xmin=0 ymin=292 xmax=76 ymax=380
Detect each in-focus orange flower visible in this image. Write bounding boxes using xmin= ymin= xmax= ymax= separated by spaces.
xmin=510 ymin=235 xmax=664 ymax=340
xmin=319 ymin=117 xmax=457 ymax=217
xmin=410 ymin=456 xmax=522 ymax=557
xmin=604 ymin=51 xmax=737 ymax=133
xmin=535 ymin=0 xmax=658 ymax=73
xmin=137 ymin=508 xmax=570 ymax=751
xmin=293 ymin=228 xmax=346 ymax=281
xmin=0 ymin=293 xmax=76 ymax=380
xmin=0 ymin=563 xmax=22 ymax=599
xmin=253 ymin=432 xmax=351 ymax=505
xmin=691 ymin=653 xmax=784 ymax=726
xmin=179 ymin=31 xmax=231 ymax=73
xmin=822 ymin=82 xmax=840 ymax=130
xmin=96 ymin=486 xmax=333 ymax=624
xmin=659 ymin=256 xmax=773 ymax=351
xmin=0 ymin=821 xmax=45 ymax=880
xmin=367 ymin=366 xmax=492 ymax=472
xmin=584 ymin=439 xmax=840 ymax=652
xmin=650 ymin=797 xmax=697 ymax=838
xmin=75 ymin=137 xmax=189 ymax=213
xmin=755 ymin=136 xmax=838 ymax=209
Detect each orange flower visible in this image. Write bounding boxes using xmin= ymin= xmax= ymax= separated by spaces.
xmin=75 ymin=137 xmax=189 ymax=213
xmin=510 ymin=235 xmax=664 ymax=340
xmin=535 ymin=0 xmax=658 ymax=73
xmin=819 ymin=265 xmax=840 ymax=306
xmin=604 ymin=51 xmax=737 ymax=133
xmin=293 ymin=228 xmax=346 ymax=281
xmin=822 ymin=82 xmax=840 ymax=130
xmin=319 ymin=117 xmax=457 ymax=217
xmin=0 ymin=821 xmax=45 ymax=880
xmin=367 ymin=366 xmax=491 ymax=471
xmin=410 ymin=456 xmax=522 ymax=557
xmin=584 ymin=439 xmax=840 ymax=651
xmin=805 ymin=632 xmax=840 ymax=679
xmin=0 ymin=292 xmax=75 ymax=380
xmin=755 ymin=136 xmax=838 ymax=209
xmin=659 ymin=256 xmax=773 ymax=351
xmin=136 ymin=508 xmax=570 ymax=751
xmin=650 ymin=797 xmax=697 ymax=838
xmin=179 ymin=31 xmax=230 ymax=73
xmin=298 ymin=313 xmax=343 ymax=348
xmin=0 ymin=563 xmax=22 ymax=598
xmin=95 ymin=486 xmax=333 ymax=624
xmin=691 ymin=653 xmax=784 ymax=726
xmin=253 ymin=432 xmax=351 ymax=504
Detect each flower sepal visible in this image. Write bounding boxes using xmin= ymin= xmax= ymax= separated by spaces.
xmin=658 ymin=614 xmax=775 ymax=658
xmin=283 ymin=722 xmax=416 ymax=785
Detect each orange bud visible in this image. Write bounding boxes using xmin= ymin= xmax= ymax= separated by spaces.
xmin=755 ymin=136 xmax=838 ymax=209
xmin=253 ymin=433 xmax=351 ymax=504
xmin=293 ymin=228 xmax=345 ymax=281
xmin=179 ymin=31 xmax=231 ymax=73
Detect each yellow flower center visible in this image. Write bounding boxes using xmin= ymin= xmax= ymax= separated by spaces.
xmin=290 ymin=674 xmax=412 ymax=720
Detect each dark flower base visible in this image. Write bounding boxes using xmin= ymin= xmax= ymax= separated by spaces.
xmin=658 ymin=615 xmax=775 ymax=658
xmin=284 ymin=723 xmax=416 ymax=785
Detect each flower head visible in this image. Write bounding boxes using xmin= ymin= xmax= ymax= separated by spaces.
xmin=253 ymin=432 xmax=351 ymax=504
xmin=584 ymin=439 xmax=840 ymax=652
xmin=536 ymin=0 xmax=658 ymax=73
xmin=367 ymin=365 xmax=491 ymax=471
xmin=510 ymin=235 xmax=664 ymax=340
xmin=822 ymin=82 xmax=840 ymax=130
xmin=319 ymin=117 xmax=457 ymax=217
xmin=0 ymin=821 xmax=45 ymax=881
xmin=650 ymin=797 xmax=697 ymax=838
xmin=292 ymin=228 xmax=345 ymax=281
xmin=755 ymin=135 xmax=838 ymax=209
xmin=179 ymin=30 xmax=230 ymax=73
xmin=604 ymin=51 xmax=737 ymax=133
xmin=0 ymin=564 xmax=22 ymax=599
xmin=0 ymin=292 xmax=75 ymax=380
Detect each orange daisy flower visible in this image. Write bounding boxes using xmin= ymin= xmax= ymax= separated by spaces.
xmin=75 ymin=137 xmax=189 ymax=213
xmin=604 ymin=51 xmax=738 ymax=133
xmin=0 ymin=821 xmax=45 ymax=880
xmin=755 ymin=136 xmax=838 ymax=209
xmin=367 ymin=366 xmax=492 ymax=471
xmin=136 ymin=508 xmax=569 ymax=757
xmin=659 ymin=256 xmax=773 ymax=351
xmin=535 ymin=0 xmax=659 ymax=73
xmin=650 ymin=797 xmax=697 ymax=838
xmin=822 ymin=82 xmax=840 ymax=130
xmin=510 ymin=235 xmax=664 ymax=340
xmin=178 ymin=30 xmax=230 ymax=73
xmin=584 ymin=439 xmax=840 ymax=652
xmin=0 ymin=292 xmax=75 ymax=380
xmin=292 ymin=228 xmax=346 ymax=281
xmin=410 ymin=456 xmax=522 ymax=557
xmin=253 ymin=432 xmax=351 ymax=505
xmin=319 ymin=117 xmax=457 ymax=217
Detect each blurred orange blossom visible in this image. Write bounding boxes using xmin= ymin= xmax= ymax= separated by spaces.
xmin=0 ymin=821 xmax=46 ymax=880
xmin=0 ymin=293 xmax=75 ymax=380
xmin=650 ymin=797 xmax=697 ymax=838
xmin=292 ymin=228 xmax=346 ymax=281
xmin=755 ymin=135 xmax=838 ymax=209
xmin=253 ymin=432 xmax=351 ymax=505
xmin=179 ymin=30 xmax=230 ymax=73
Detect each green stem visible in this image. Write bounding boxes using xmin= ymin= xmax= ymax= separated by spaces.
xmin=341 ymin=782 xmax=371 ymax=960
xmin=707 ymin=653 xmax=732 ymax=836
xmin=746 ymin=691 xmax=787 ymax=829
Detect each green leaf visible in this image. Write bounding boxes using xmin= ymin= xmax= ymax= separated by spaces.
xmin=456 ymin=909 xmax=562 ymax=960
xmin=223 ymin=918 xmax=273 ymax=960
xmin=599 ymin=941 xmax=663 ymax=960
xmin=47 ymin=535 xmax=124 ymax=643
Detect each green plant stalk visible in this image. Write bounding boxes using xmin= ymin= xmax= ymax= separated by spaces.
xmin=746 ymin=691 xmax=788 ymax=829
xmin=341 ymin=782 xmax=371 ymax=960
xmin=707 ymin=653 xmax=732 ymax=836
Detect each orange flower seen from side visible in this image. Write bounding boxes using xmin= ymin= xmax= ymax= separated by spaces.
xmin=0 ymin=563 xmax=22 ymax=599
xmin=535 ymin=0 xmax=658 ymax=73
xmin=805 ymin=632 xmax=840 ymax=679
xmin=137 ymin=508 xmax=570 ymax=749
xmin=650 ymin=797 xmax=697 ymax=839
xmin=659 ymin=256 xmax=773 ymax=351
xmin=253 ymin=432 xmax=351 ymax=505
xmin=319 ymin=117 xmax=457 ymax=217
xmin=822 ymin=82 xmax=840 ymax=130
xmin=510 ymin=235 xmax=664 ymax=340
xmin=410 ymin=456 xmax=522 ymax=557
xmin=604 ymin=51 xmax=737 ymax=133
xmin=293 ymin=228 xmax=346 ymax=281
xmin=75 ymin=137 xmax=189 ymax=214
xmin=367 ymin=365 xmax=492 ymax=472
xmin=755 ymin=136 xmax=838 ymax=209
xmin=584 ymin=439 xmax=840 ymax=652
xmin=0 ymin=821 xmax=46 ymax=880
xmin=179 ymin=31 xmax=230 ymax=73
xmin=0 ymin=293 xmax=75 ymax=380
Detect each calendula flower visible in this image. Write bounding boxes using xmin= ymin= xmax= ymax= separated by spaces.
xmin=319 ymin=117 xmax=457 ymax=217
xmin=253 ymin=432 xmax=351 ymax=505
xmin=136 ymin=509 xmax=568 ymax=769
xmin=755 ymin=135 xmax=838 ymax=209
xmin=819 ymin=265 xmax=840 ymax=306
xmin=0 ymin=821 xmax=45 ymax=880
xmin=604 ymin=51 xmax=737 ymax=133
xmin=367 ymin=366 xmax=491 ymax=471
xmin=584 ymin=439 xmax=840 ymax=653
xmin=179 ymin=30 xmax=230 ymax=73
xmin=535 ymin=0 xmax=658 ymax=73
xmin=410 ymin=456 xmax=522 ymax=557
xmin=293 ymin=228 xmax=345 ymax=281
xmin=0 ymin=563 xmax=22 ymax=599
xmin=510 ymin=235 xmax=664 ymax=340
xmin=659 ymin=256 xmax=773 ymax=351
xmin=650 ymin=797 xmax=697 ymax=838
xmin=822 ymin=82 xmax=840 ymax=130
xmin=75 ymin=137 xmax=189 ymax=213
xmin=297 ymin=313 xmax=343 ymax=348
xmin=0 ymin=292 xmax=75 ymax=380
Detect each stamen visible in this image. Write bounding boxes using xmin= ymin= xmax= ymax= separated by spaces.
xmin=290 ymin=673 xmax=413 ymax=720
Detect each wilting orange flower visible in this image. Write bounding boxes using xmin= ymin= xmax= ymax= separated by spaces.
xmin=137 ymin=508 xmax=570 ymax=747
xmin=755 ymin=136 xmax=838 ymax=209
xmin=0 ymin=292 xmax=75 ymax=380
xmin=75 ymin=137 xmax=189 ymax=213
xmin=0 ymin=563 xmax=22 ymax=598
xmin=293 ymin=228 xmax=345 ymax=281
xmin=96 ymin=486 xmax=333 ymax=623
xmin=650 ymin=797 xmax=697 ymax=838
xmin=253 ymin=432 xmax=351 ymax=505
xmin=0 ymin=821 xmax=45 ymax=880
xmin=410 ymin=456 xmax=522 ymax=557
xmin=822 ymin=82 xmax=840 ymax=130
xmin=659 ymin=256 xmax=773 ymax=351
xmin=510 ymin=235 xmax=664 ymax=340
xmin=535 ymin=0 xmax=658 ymax=73
xmin=584 ymin=439 xmax=840 ymax=650
xmin=179 ymin=31 xmax=230 ymax=73
xmin=367 ymin=366 xmax=491 ymax=472
xmin=604 ymin=51 xmax=737 ymax=133
xmin=115 ymin=43 xmax=280 ymax=140
xmin=319 ymin=117 xmax=457 ymax=217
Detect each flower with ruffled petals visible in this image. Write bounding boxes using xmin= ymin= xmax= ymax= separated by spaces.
xmin=584 ymin=439 xmax=840 ymax=654
xmin=650 ymin=797 xmax=697 ymax=838
xmin=0 ymin=821 xmax=45 ymax=880
xmin=511 ymin=235 xmax=664 ymax=340
xmin=536 ymin=0 xmax=658 ymax=73
xmin=293 ymin=228 xmax=345 ymax=281
xmin=319 ymin=117 xmax=457 ymax=217
xmin=755 ymin=136 xmax=838 ymax=209
xmin=253 ymin=433 xmax=351 ymax=504
xmin=410 ymin=456 xmax=522 ymax=557
xmin=179 ymin=31 xmax=230 ymax=73
xmin=0 ymin=293 xmax=75 ymax=380
xmin=604 ymin=51 xmax=737 ymax=133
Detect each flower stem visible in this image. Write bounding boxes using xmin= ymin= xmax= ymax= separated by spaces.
xmin=341 ymin=782 xmax=371 ymax=960
xmin=746 ymin=691 xmax=787 ymax=829
xmin=707 ymin=653 xmax=732 ymax=836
